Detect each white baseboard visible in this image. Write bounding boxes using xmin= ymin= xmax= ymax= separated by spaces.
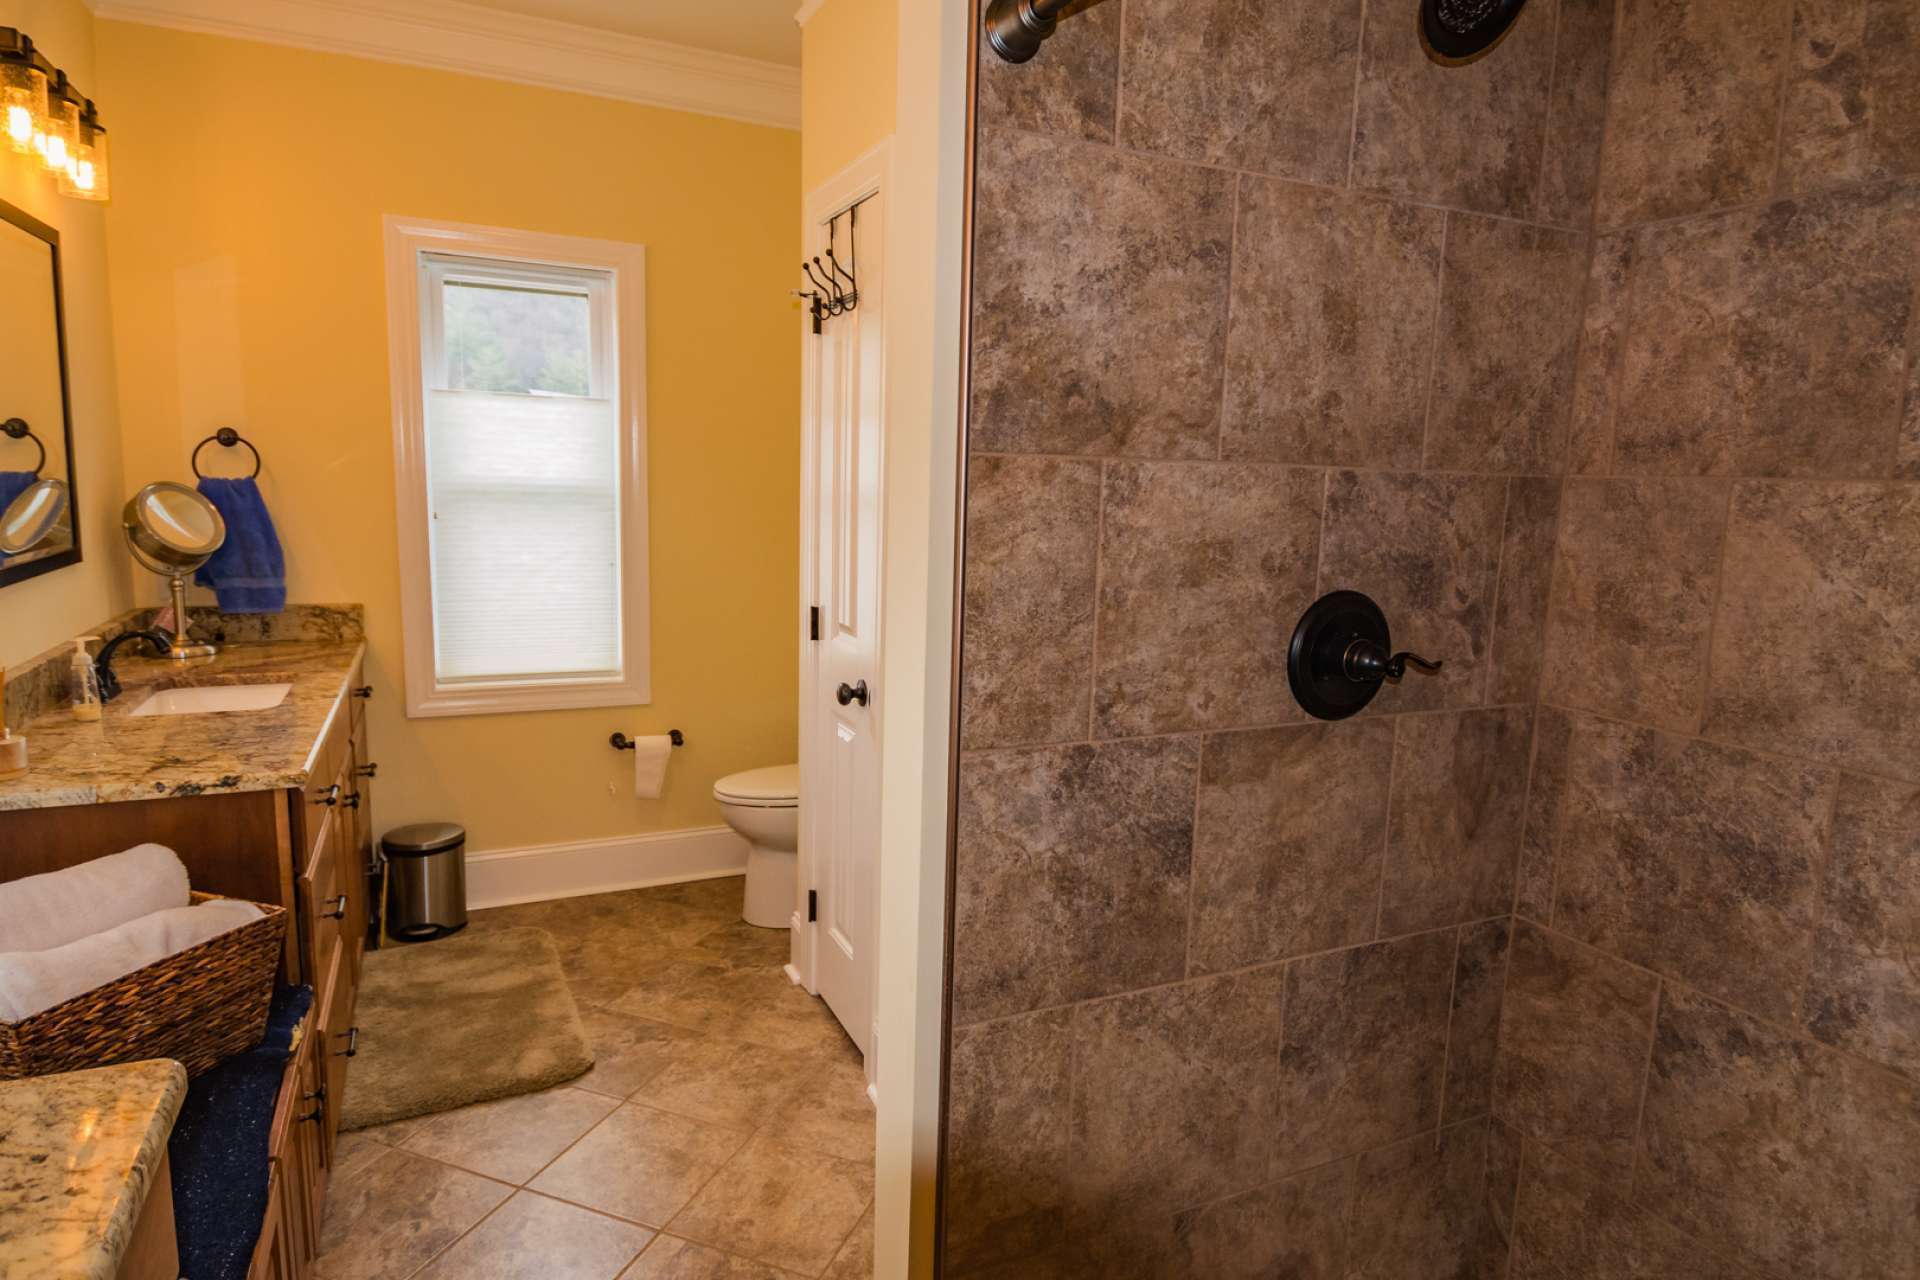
xmin=783 ymin=962 xmax=804 ymax=987
xmin=465 ymin=826 xmax=749 ymax=910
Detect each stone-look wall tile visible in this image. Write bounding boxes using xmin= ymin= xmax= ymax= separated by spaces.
xmin=1567 ymin=234 xmax=1634 ymax=475
xmin=1490 ymin=477 xmax=1564 ymax=707
xmin=1095 ymin=463 xmax=1322 ymax=736
xmin=1355 ymin=1122 xmax=1516 ymax=1280
xmin=1221 ymin=181 xmax=1442 ymax=469
xmin=1779 ymin=0 xmax=1920 ymax=191
xmin=1189 ymin=720 xmax=1394 ymax=975
xmin=1903 ymin=329 xmax=1920 ymax=479
xmin=1118 ymin=0 xmax=1361 ymax=183
xmin=959 ymin=457 xmax=1100 ymax=750
xmin=1536 ymin=0 xmax=1618 ymax=227
xmin=1446 ymin=919 xmax=1513 ymax=1125
xmin=945 ymin=1010 xmax=1073 ymax=1274
xmin=970 ymin=129 xmax=1232 ymax=459
xmin=1705 ymin=482 xmax=1920 ymax=781
xmin=1275 ymin=931 xmax=1455 ymax=1173
xmin=1382 ymin=708 xmax=1532 ymax=935
xmin=1426 ymin=216 xmax=1588 ymax=474
xmin=976 ymin=0 xmax=1119 ymax=143
xmin=1350 ymin=0 xmax=1556 ymax=218
xmin=1554 ymin=720 xmax=1835 ymax=1026
xmin=1804 ymin=772 xmax=1920 ymax=1077
xmin=1595 ymin=0 xmax=1791 ymax=227
xmin=1171 ymin=1161 xmax=1352 ymax=1280
xmin=1639 ymin=985 xmax=1920 ymax=1280
xmin=1613 ymin=188 xmax=1920 ymax=478
xmin=1069 ymin=969 xmax=1284 ymax=1275
xmin=1319 ymin=470 xmax=1506 ymax=713
xmin=1542 ymin=477 xmax=1729 ymax=732
xmin=1493 ymin=922 xmax=1660 ymax=1184
xmin=1517 ymin=706 xmax=1575 ymax=923
xmin=1509 ymin=1143 xmax=1755 ymax=1279
xmin=951 ymin=738 xmax=1199 ymax=1025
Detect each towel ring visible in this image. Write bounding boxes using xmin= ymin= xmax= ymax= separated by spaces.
xmin=191 ymin=427 xmax=263 ymax=480
xmin=2 ymin=418 xmax=46 ymax=477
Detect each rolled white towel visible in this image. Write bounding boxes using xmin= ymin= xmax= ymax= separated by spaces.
xmin=0 ymin=898 xmax=264 ymax=1022
xmin=0 ymin=844 xmax=192 ymax=953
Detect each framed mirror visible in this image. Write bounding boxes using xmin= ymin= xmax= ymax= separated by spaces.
xmin=0 ymin=197 xmax=79 ymax=587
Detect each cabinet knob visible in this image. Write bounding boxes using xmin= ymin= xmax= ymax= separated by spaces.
xmin=356 ymin=762 xmax=379 ymax=779
xmin=335 ymin=1026 xmax=359 ymax=1058
xmin=313 ymin=783 xmax=341 ymax=807
xmin=353 ymin=685 xmax=373 ymax=699
xmin=322 ymin=894 xmax=348 ymax=920
xmin=343 ymin=791 xmax=362 ymax=810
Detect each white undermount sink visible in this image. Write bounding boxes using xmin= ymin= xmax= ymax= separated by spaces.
xmin=127 ymin=683 xmax=295 ymax=717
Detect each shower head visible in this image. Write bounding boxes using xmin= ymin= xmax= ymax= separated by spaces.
xmin=1421 ymin=0 xmax=1529 ymax=63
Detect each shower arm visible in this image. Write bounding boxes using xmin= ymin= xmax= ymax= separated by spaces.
xmin=983 ymin=0 xmax=1115 ymax=64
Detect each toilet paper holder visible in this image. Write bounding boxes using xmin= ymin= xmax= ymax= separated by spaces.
xmin=611 ymin=730 xmax=685 ymax=750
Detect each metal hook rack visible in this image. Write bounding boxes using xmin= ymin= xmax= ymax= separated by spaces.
xmin=190 ymin=427 xmax=263 ymax=480
xmin=611 ymin=730 xmax=685 ymax=750
xmin=2 ymin=418 xmax=47 ymax=477
xmin=795 ymin=198 xmax=869 ymax=335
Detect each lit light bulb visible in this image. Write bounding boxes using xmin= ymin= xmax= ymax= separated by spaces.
xmin=35 ymin=70 xmax=76 ymax=174
xmin=0 ymin=41 xmax=46 ymax=156
xmin=59 ymin=100 xmax=107 ymax=201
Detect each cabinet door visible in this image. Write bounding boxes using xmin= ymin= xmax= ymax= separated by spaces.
xmin=319 ymin=944 xmax=357 ymax=1164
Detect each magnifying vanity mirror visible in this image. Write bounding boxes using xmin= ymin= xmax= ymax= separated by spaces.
xmin=122 ymin=481 xmax=226 ymax=659
xmin=0 ymin=200 xmax=81 ymax=587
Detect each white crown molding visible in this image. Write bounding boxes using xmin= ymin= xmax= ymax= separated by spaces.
xmin=793 ymin=0 xmax=828 ymax=28
xmin=90 ymin=0 xmax=801 ymax=129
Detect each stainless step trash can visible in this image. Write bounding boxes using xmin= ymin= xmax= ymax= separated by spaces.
xmin=383 ymin=822 xmax=468 ymax=942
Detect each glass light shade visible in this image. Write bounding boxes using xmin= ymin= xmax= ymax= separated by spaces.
xmin=34 ymin=75 xmax=76 ymax=173
xmin=59 ymin=109 xmax=107 ymax=200
xmin=0 ymin=57 xmax=44 ymax=155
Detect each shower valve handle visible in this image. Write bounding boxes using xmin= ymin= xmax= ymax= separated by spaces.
xmin=1343 ymin=640 xmax=1444 ymax=684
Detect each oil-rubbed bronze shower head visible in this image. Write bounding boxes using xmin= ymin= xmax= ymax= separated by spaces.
xmin=1420 ymin=0 xmax=1529 ymax=64
xmin=983 ymin=0 xmax=1114 ymax=64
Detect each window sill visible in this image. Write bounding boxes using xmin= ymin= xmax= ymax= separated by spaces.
xmin=404 ymin=675 xmax=651 ymax=719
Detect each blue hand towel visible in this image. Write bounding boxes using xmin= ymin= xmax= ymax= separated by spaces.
xmin=194 ymin=476 xmax=286 ymax=614
xmin=0 ymin=471 xmax=37 ymax=564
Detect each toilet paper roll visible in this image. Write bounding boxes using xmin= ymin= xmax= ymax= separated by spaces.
xmin=630 ymin=734 xmax=674 ymax=800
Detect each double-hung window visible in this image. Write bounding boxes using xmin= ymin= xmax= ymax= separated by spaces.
xmin=385 ymin=217 xmax=649 ymax=717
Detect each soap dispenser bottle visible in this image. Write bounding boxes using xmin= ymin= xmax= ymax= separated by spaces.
xmin=70 ymin=637 xmax=103 ymax=722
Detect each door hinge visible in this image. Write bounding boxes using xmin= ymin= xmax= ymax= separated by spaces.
xmin=808 ymin=889 xmax=818 ymax=923
xmin=809 ymin=606 xmax=820 ymax=641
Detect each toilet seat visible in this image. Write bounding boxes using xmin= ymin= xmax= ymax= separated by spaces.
xmin=713 ymin=763 xmax=799 ymax=809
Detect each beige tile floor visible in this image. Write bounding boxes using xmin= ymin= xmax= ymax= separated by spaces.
xmin=313 ymin=876 xmax=875 ymax=1280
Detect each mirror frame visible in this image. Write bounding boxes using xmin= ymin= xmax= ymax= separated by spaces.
xmin=0 ymin=197 xmax=80 ymax=589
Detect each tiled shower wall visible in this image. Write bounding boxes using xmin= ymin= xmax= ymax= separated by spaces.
xmin=943 ymin=0 xmax=1613 ymax=1274
xmin=1496 ymin=0 xmax=1920 ymax=1277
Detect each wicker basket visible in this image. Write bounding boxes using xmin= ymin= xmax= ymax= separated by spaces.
xmin=0 ymin=892 xmax=287 ymax=1080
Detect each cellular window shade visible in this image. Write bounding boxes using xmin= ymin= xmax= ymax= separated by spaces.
xmin=425 ymin=388 xmax=622 ymax=683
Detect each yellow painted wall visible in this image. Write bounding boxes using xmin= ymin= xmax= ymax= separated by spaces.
xmin=95 ymin=23 xmax=802 ymax=850
xmin=801 ymin=0 xmax=898 ymax=191
xmin=0 ymin=0 xmax=133 ymax=671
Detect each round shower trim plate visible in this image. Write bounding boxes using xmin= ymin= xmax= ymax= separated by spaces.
xmin=1420 ymin=0 xmax=1530 ymax=64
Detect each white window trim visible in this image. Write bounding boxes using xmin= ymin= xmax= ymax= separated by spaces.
xmin=383 ymin=214 xmax=651 ymax=719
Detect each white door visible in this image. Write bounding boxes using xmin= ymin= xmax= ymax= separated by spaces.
xmin=802 ymin=166 xmax=886 ymax=1061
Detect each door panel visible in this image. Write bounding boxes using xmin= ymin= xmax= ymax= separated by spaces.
xmin=808 ymin=184 xmax=885 ymax=1060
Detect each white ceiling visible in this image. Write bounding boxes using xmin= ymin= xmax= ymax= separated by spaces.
xmin=457 ymin=0 xmax=801 ymax=66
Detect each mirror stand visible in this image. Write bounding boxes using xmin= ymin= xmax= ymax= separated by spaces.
xmin=158 ymin=570 xmax=217 ymax=660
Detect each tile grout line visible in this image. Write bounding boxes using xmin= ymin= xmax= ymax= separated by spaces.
xmin=961 ymin=447 xmax=1920 ymax=487
xmin=1529 ymin=0 xmax=1566 ymax=224
xmin=1086 ymin=458 xmax=1109 ymax=743
xmin=1418 ymin=212 xmax=1451 ymax=471
xmin=1435 ymin=922 xmax=1467 ymax=1131
xmin=1370 ymin=717 xmax=1402 ymax=940
xmin=951 ymin=909 xmax=1515 ymax=1037
xmin=1692 ymin=480 xmax=1740 ymax=735
xmin=1483 ymin=477 xmax=1517 ymax=710
xmin=1344 ymin=0 xmax=1370 ymax=189
xmin=1217 ymin=171 xmax=1242 ymax=463
xmin=1622 ymin=976 xmax=1666 ymax=1206
xmin=1766 ymin=0 xmax=1797 ymax=198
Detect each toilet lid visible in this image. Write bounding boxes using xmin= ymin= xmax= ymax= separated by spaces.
xmin=714 ymin=763 xmax=800 ymax=806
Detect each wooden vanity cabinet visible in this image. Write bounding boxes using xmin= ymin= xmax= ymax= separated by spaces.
xmin=0 ymin=664 xmax=376 ymax=1280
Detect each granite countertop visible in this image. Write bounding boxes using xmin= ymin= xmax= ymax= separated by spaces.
xmin=0 ymin=1059 xmax=188 ymax=1280
xmin=0 ymin=638 xmax=366 ymax=812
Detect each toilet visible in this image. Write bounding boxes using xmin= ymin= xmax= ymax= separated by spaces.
xmin=713 ymin=763 xmax=800 ymax=929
